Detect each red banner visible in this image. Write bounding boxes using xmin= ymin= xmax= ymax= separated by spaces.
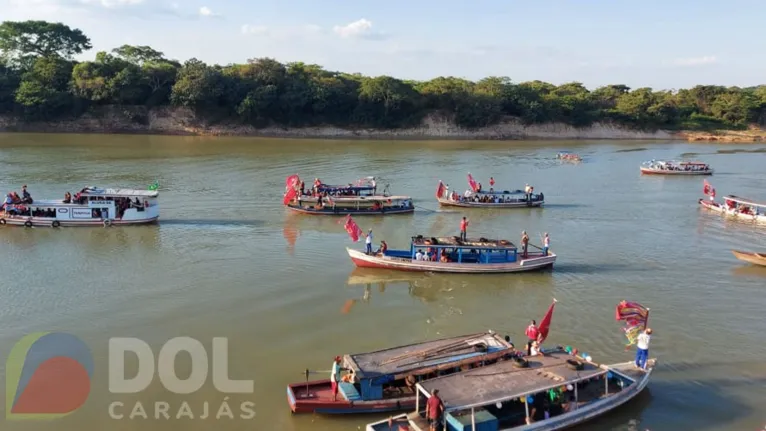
xmin=283 ymin=187 xmax=298 ymax=205
xmin=286 ymin=175 xmax=300 ymax=189
xmin=536 ymin=299 xmax=557 ymax=343
xmin=436 ymin=181 xmax=445 ymax=199
xmin=467 ymin=173 xmax=478 ymax=192
xmin=343 ymin=215 xmax=363 ymax=242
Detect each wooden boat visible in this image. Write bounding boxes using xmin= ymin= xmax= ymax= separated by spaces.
xmin=732 ymin=250 xmax=766 ymax=267
xmin=699 ymin=195 xmax=766 ymax=224
xmin=285 ymin=176 xmax=414 ymax=215
xmin=556 ymin=151 xmax=582 ymax=162
xmin=0 ymin=186 xmax=159 ymax=227
xmin=436 ymin=181 xmax=544 ymax=209
xmin=286 ymin=331 xmax=514 ymax=414
xmin=640 ymin=160 xmax=713 ymax=175
xmin=347 ymin=235 xmax=555 ymax=274
xmin=366 ymin=348 xmax=656 ymax=431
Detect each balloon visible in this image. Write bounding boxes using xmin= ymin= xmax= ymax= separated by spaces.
xmin=564 ymin=345 xmax=572 ymax=353
xmin=496 ymin=402 xmax=502 ymax=408
xmin=586 ymin=355 xmax=593 ymax=362
xmin=571 ymin=348 xmax=578 ymax=355
xmin=526 ymin=396 xmax=534 ymax=404
xmin=607 ymin=372 xmax=613 ymax=379
xmin=566 ymin=384 xmax=574 ymax=391
xmin=581 ymin=352 xmax=588 ymax=359
xmin=560 ymin=385 xmax=567 ymax=392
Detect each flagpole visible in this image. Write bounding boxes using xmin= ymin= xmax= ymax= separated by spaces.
xmin=643 ymin=308 xmax=650 ymax=330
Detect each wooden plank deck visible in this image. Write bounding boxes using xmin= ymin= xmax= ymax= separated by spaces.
xmin=418 ymin=352 xmax=607 ymax=409
xmin=346 ymin=332 xmax=507 ymax=378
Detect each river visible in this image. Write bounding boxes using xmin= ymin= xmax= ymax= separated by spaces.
xmin=1 ymin=133 xmax=765 ymax=431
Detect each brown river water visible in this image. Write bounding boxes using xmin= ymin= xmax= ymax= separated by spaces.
xmin=1 ymin=133 xmax=766 ymax=431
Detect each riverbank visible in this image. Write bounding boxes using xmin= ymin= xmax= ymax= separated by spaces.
xmin=1 ymin=106 xmax=763 ymax=141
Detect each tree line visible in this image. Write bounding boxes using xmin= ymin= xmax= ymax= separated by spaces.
xmin=1 ymin=20 xmax=765 ymax=130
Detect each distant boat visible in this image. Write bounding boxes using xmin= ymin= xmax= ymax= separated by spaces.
xmin=284 ymin=175 xmax=414 ymax=215
xmin=556 ymin=151 xmax=582 ymax=162
xmin=732 ymin=250 xmax=766 ymax=267
xmin=640 ymin=160 xmax=713 ymax=175
xmin=366 ymin=348 xmax=656 ymax=431
xmin=347 ymin=235 xmax=555 ymax=274
xmin=286 ymin=331 xmax=514 ymax=414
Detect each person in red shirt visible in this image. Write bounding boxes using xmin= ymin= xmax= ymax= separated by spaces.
xmin=426 ymin=389 xmax=444 ymax=431
xmin=489 ymin=177 xmax=495 ymax=187
xmin=525 ymin=320 xmax=538 ymax=343
xmin=459 ymin=217 xmax=469 ymax=241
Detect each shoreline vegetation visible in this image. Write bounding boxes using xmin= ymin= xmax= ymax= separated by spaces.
xmin=1 ymin=21 xmax=765 ymax=142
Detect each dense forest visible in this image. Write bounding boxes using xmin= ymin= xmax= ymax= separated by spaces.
xmin=1 ymin=20 xmax=765 ymax=131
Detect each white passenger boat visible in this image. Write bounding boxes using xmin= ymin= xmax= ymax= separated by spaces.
xmin=699 ymin=195 xmax=766 ymax=224
xmin=366 ymin=348 xmax=656 ymax=431
xmin=640 ymin=160 xmax=713 ymax=175
xmin=1 ymin=186 xmax=159 ymax=227
xmin=285 ymin=176 xmax=415 ymax=215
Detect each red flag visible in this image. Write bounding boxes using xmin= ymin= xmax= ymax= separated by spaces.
xmin=286 ymin=175 xmax=300 ymax=189
xmin=537 ymin=299 xmax=557 ymax=343
xmin=283 ymin=187 xmax=298 ymax=205
xmin=436 ymin=181 xmax=445 ymax=199
xmin=343 ymin=215 xmax=363 ymax=242
xmin=703 ymin=180 xmax=712 ymax=195
xmin=467 ymin=173 xmax=478 ymax=192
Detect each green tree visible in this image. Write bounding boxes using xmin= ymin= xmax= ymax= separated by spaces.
xmin=0 ymin=20 xmax=91 ymax=67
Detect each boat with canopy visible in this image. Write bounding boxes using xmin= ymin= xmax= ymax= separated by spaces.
xmin=731 ymin=250 xmax=766 ymax=267
xmin=366 ymin=349 xmax=655 ymax=431
xmin=698 ymin=181 xmax=766 ymax=224
xmin=640 ymin=159 xmax=713 ymax=175
xmin=1 ymin=185 xmax=160 ymax=227
xmin=435 ymin=174 xmax=544 ymax=209
xmin=346 ymin=234 xmax=555 ymax=274
xmin=286 ymin=331 xmax=514 ymax=414
xmin=283 ymin=175 xmax=414 ymax=215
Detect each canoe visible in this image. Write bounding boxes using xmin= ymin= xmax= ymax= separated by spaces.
xmin=732 ymin=250 xmax=766 ymax=267
xmin=286 ymin=331 xmax=514 ymax=414
xmin=366 ymin=349 xmax=656 ymax=431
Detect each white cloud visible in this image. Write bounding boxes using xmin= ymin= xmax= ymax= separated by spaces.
xmin=241 ymin=24 xmax=269 ymax=35
xmin=333 ymin=18 xmax=386 ymax=40
xmin=199 ymin=6 xmax=219 ymax=17
xmin=674 ymin=56 xmax=717 ymax=66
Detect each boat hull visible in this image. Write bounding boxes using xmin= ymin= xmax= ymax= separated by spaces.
xmin=436 ymin=198 xmax=544 ymax=208
xmin=641 ymin=168 xmax=713 ymax=175
xmin=366 ymin=359 xmax=655 ymax=431
xmin=0 ymin=215 xmax=159 ymax=227
xmin=286 ymin=204 xmax=414 ymax=216
xmin=287 ymin=380 xmax=415 ymax=414
xmin=699 ymin=199 xmax=766 ymax=223
xmin=732 ymin=250 xmax=766 ymax=267
xmin=348 ymin=248 xmax=555 ymax=273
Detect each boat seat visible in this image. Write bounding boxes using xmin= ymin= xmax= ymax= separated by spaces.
xmin=339 ymin=382 xmax=362 ymax=401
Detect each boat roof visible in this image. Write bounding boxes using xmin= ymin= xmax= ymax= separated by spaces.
xmin=345 ymin=332 xmax=510 ymax=379
xmin=418 ymin=351 xmax=608 ymax=411
xmin=723 ymin=195 xmax=766 ymax=207
xmin=411 ymin=236 xmax=517 ymax=250
xmin=305 ymin=195 xmax=411 ymax=200
xmin=645 ymin=159 xmax=708 ymax=165
xmin=318 ymin=177 xmax=376 ymax=191
xmin=79 ymin=186 xmax=158 ymax=198
xmin=471 ymin=189 xmax=528 ymax=195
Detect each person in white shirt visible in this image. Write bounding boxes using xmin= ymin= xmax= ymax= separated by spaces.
xmin=635 ymin=328 xmax=652 ymax=369
xmin=415 ymin=250 xmax=424 ymax=261
xmin=365 ymin=229 xmax=373 ymax=254
xmin=543 ymin=233 xmax=550 ymax=256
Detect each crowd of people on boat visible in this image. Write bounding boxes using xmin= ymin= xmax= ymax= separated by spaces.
xmin=645 ymin=161 xmax=711 ymax=171
xmin=441 ymin=182 xmax=542 ymax=204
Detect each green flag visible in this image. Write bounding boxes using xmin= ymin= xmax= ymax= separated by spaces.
xmin=148 ymin=180 xmax=159 ymax=191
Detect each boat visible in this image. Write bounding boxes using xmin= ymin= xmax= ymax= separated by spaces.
xmin=699 ymin=195 xmax=766 ymax=224
xmin=286 ymin=331 xmax=515 ymax=414
xmin=435 ymin=181 xmax=544 ymax=209
xmin=731 ymin=250 xmax=766 ymax=267
xmin=366 ymin=348 xmax=656 ymax=431
xmin=0 ymin=186 xmax=159 ymax=227
xmin=347 ymin=235 xmax=555 ymax=274
xmin=640 ymin=160 xmax=713 ymax=175
xmin=284 ymin=176 xmax=414 ymax=215
xmin=556 ymin=151 xmax=582 ymax=162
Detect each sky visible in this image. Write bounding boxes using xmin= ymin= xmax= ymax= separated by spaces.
xmin=3 ymin=0 xmax=764 ymax=90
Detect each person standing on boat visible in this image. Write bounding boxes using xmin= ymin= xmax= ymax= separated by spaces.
xmin=365 ymin=229 xmax=373 ymax=255
xmin=521 ymin=231 xmax=529 ymax=258
xmin=330 ymin=356 xmax=346 ymax=402
xmin=459 ymin=217 xmax=469 ymax=241
xmin=635 ymin=328 xmax=652 ymax=369
xmin=525 ymin=320 xmax=538 ymax=344
xmin=543 ymin=233 xmax=550 ymax=256
xmin=426 ymin=389 xmax=444 ymax=431
xmin=21 ymin=185 xmax=32 ymax=204
xmin=489 ymin=177 xmax=495 ymax=187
